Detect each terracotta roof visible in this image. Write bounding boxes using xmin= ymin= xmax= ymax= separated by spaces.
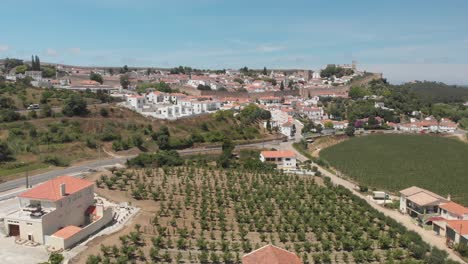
xmin=52 ymin=225 xmax=82 ymax=239
xmin=440 ymin=202 xmax=468 ymax=217
xmin=242 ymin=245 xmax=302 ymax=264
xmin=261 ymin=151 xmax=296 ymax=159
xmin=446 ymin=220 xmax=468 ymax=235
xmin=19 ymin=176 xmax=94 ymax=202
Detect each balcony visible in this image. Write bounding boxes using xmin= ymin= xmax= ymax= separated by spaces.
xmin=22 ymin=204 xmax=46 ymax=217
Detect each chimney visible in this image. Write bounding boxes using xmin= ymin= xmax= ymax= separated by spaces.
xmin=60 ymin=183 xmax=66 ymax=196
xmin=447 ymin=194 xmax=451 ymax=201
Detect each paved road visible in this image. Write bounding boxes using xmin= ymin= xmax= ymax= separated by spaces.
xmin=15 ymin=103 xmax=109 ymax=114
xmin=0 ymin=139 xmax=283 ymax=195
xmin=0 ymin=157 xmax=131 ymax=194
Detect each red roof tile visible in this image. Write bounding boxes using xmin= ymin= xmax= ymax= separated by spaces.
xmin=440 ymin=202 xmax=468 ymax=217
xmin=52 ymin=225 xmax=82 ymax=239
xmin=19 ymin=176 xmax=94 ymax=202
xmin=261 ymin=151 xmax=296 ymax=159
xmin=243 ymin=245 xmax=302 ymax=264
xmin=446 ymin=220 xmax=468 ymax=235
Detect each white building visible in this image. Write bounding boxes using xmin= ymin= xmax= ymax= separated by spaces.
xmin=4 ymin=176 xmax=112 ymax=250
xmin=399 ymin=186 xmax=448 ymax=217
xmin=126 ymin=95 xmax=146 ymax=109
xmin=260 ymin=150 xmax=297 ymax=170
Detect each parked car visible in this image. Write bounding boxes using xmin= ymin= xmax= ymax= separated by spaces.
xmin=27 ymin=104 xmax=40 ymax=110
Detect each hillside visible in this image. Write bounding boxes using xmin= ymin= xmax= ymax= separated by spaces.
xmin=401 ymin=81 xmax=468 ymax=104
xmin=0 ymin=106 xmax=274 ymax=181
xmin=320 ymin=134 xmax=468 ymax=205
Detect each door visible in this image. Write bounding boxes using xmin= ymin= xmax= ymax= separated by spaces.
xmin=8 ymin=224 xmax=20 ymax=237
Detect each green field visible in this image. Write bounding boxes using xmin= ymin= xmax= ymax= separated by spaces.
xmin=320 ymin=134 xmax=468 ymax=205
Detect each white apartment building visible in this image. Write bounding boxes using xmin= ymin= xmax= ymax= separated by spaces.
xmin=128 ymin=91 xmax=221 ymax=120
xmin=4 ymin=176 xmax=112 ymax=250
xmin=127 ymin=95 xmax=146 ymax=109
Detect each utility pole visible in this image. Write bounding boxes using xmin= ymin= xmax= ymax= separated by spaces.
xmin=25 ymin=163 xmax=29 ymax=188
xmin=98 ymin=141 xmax=101 ymax=167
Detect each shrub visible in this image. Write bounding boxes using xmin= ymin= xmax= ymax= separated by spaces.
xmin=127 ymin=150 xmax=183 ymax=167
xmin=43 ymin=155 xmax=69 ymax=166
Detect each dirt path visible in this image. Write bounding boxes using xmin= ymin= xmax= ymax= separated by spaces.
xmin=314 ymin=165 xmax=466 ymax=263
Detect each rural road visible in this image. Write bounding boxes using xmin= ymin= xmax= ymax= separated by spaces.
xmin=312 ymin=165 xmax=466 ymax=263
xmin=0 ymin=139 xmax=283 ymax=197
xmin=15 ymin=103 xmax=109 ymax=114
xmin=0 ymin=156 xmax=131 ymax=194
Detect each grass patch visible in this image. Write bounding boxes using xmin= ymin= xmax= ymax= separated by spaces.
xmin=320 ymin=134 xmax=468 ymax=205
xmin=0 ymin=162 xmax=49 ymax=178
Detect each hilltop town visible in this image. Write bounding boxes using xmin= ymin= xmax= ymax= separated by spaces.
xmin=0 ymin=57 xmax=468 ymax=264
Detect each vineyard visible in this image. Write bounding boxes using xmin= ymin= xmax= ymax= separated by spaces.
xmin=320 ymin=134 xmax=468 ymax=205
xmin=74 ymin=164 xmax=455 ymax=264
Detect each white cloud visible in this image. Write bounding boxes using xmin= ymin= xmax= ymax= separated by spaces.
xmin=69 ymin=47 xmax=81 ymax=54
xmin=46 ymin=48 xmax=58 ymax=56
xmin=0 ymin=44 xmax=9 ymax=52
xmin=256 ymin=44 xmax=285 ymax=53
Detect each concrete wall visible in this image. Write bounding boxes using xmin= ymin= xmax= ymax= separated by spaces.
xmin=4 ymin=217 xmax=44 ymax=243
xmin=199 ymin=90 xmax=300 ymax=99
xmin=42 ymin=186 xmax=94 ymax=239
xmin=45 ymin=207 xmax=112 ymax=249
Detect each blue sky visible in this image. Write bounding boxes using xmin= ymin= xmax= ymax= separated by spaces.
xmin=1 ymin=0 xmax=468 ymax=84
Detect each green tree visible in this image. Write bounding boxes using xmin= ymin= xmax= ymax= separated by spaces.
xmin=266 ymin=119 xmax=272 ymax=132
xmin=120 ymin=74 xmax=130 ymax=89
xmin=35 ymin=55 xmax=41 ymax=70
xmin=280 ymin=81 xmax=285 ymax=91
xmin=15 ymin=65 xmax=28 ymax=74
xmin=217 ymin=138 xmax=234 ymax=168
xmin=41 ymin=104 xmax=53 ymax=117
xmin=0 ymin=141 xmax=14 ymax=162
xmin=90 ymin=72 xmax=104 ymax=84
xmin=100 ymin=108 xmax=109 ymax=117
xmin=263 ymin=66 xmax=268 ymax=75
xmin=348 ymin=86 xmax=368 ymax=99
xmin=345 ymin=125 xmax=355 ymax=137
xmin=324 ymin=121 xmax=334 ymax=129
xmin=48 ymin=253 xmax=64 ymax=264
xmin=62 ymin=94 xmax=89 ymax=117
xmin=41 ymin=66 xmax=56 ymax=78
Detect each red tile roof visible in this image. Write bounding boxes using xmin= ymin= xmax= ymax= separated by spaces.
xmin=261 ymin=151 xmax=296 ymax=159
xmin=243 ymin=245 xmax=302 ymax=264
xmin=440 ymin=202 xmax=468 ymax=217
xmin=446 ymin=220 xmax=468 ymax=235
xmin=52 ymin=225 xmax=82 ymax=239
xmin=19 ymin=176 xmax=94 ymax=202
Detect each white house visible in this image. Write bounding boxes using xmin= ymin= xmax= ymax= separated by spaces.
xmin=439 ymin=202 xmax=468 ymax=221
xmin=260 ymin=150 xmax=297 ymax=170
xmin=399 ymin=186 xmax=448 ymax=218
xmin=4 ymin=176 xmax=112 ymax=249
xmin=126 ymin=95 xmax=146 ymax=109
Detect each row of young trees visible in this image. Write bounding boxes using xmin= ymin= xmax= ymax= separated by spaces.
xmin=87 ymin=163 xmax=458 ymax=264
